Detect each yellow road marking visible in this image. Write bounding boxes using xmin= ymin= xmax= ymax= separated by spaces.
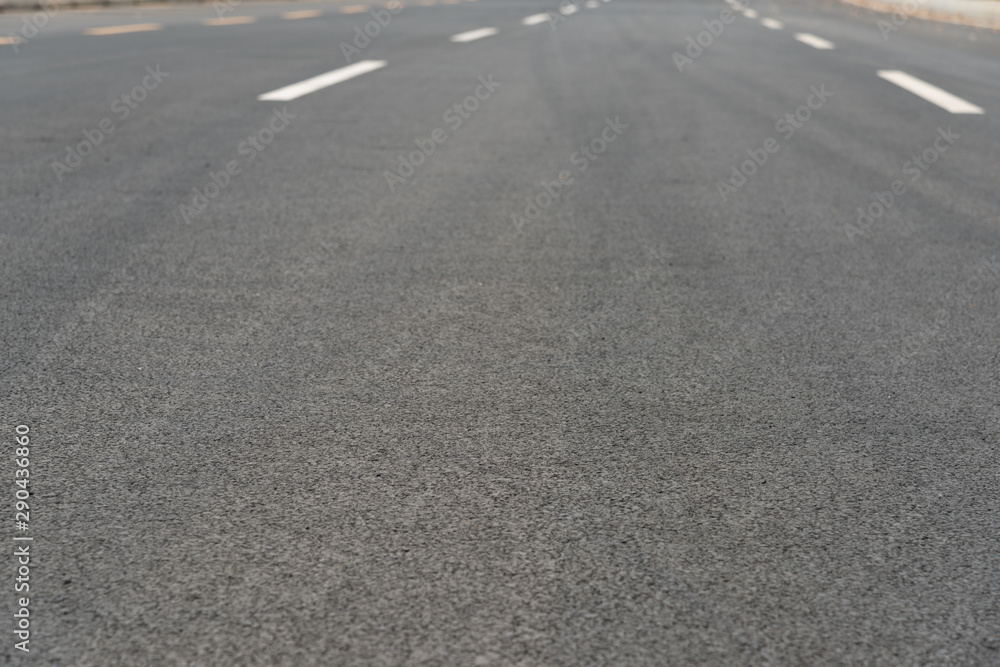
xmin=282 ymin=9 xmax=322 ymax=18
xmin=202 ymin=16 xmax=258 ymax=25
xmin=84 ymin=23 xmax=162 ymax=35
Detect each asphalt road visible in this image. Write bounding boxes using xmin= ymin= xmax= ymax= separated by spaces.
xmin=2 ymin=0 xmax=1000 ymax=663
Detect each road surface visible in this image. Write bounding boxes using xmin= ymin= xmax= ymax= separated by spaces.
xmin=1 ymin=0 xmax=999 ymax=663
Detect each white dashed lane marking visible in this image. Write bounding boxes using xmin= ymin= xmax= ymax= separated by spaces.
xmin=258 ymin=60 xmax=387 ymax=101
xmin=760 ymin=18 xmax=783 ymax=29
xmin=522 ymin=13 xmax=549 ymax=25
xmin=450 ymin=27 xmax=498 ymax=42
xmin=794 ymin=32 xmax=834 ymax=49
xmin=878 ymin=70 xmax=984 ymax=114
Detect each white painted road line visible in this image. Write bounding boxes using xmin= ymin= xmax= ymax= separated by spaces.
xmin=760 ymin=17 xmax=783 ymax=29
xmin=585 ymin=0 xmax=599 ymax=7
xmin=794 ymin=32 xmax=834 ymax=49
xmin=202 ymin=16 xmax=257 ymax=25
xmin=877 ymin=70 xmax=984 ymax=114
xmin=450 ymin=27 xmax=497 ymax=42
xmin=282 ymin=9 xmax=322 ymax=19
xmin=560 ymin=3 xmax=579 ymax=14
xmin=522 ymin=13 xmax=549 ymax=25
xmin=0 ymin=36 xmax=23 ymax=44
xmin=258 ymin=60 xmax=387 ymax=101
xmin=742 ymin=8 xmax=759 ymax=18
xmin=84 ymin=23 xmax=162 ymax=35
xmin=340 ymin=5 xmax=369 ymax=13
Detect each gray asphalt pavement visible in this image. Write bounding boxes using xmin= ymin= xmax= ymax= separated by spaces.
xmin=2 ymin=0 xmax=1000 ymax=664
